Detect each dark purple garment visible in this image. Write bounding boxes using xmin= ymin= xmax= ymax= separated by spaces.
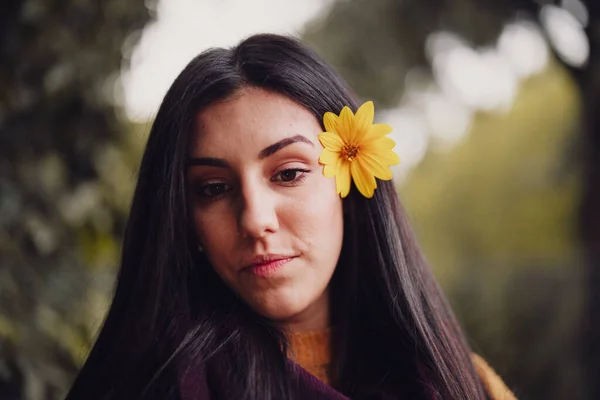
xmin=179 ymin=358 xmax=349 ymax=400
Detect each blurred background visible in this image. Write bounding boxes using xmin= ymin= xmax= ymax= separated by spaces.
xmin=1 ymin=0 xmax=598 ymax=399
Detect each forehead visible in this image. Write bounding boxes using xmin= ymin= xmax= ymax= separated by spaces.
xmin=191 ymin=88 xmax=321 ymax=156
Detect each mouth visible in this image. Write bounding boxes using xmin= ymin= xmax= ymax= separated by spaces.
xmin=243 ymin=254 xmax=297 ymax=277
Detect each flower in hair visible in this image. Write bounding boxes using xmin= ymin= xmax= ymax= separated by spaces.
xmin=318 ymin=101 xmax=400 ymax=198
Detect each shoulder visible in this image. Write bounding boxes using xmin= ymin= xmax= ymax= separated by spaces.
xmin=178 ymin=358 xmax=212 ymax=400
xmin=471 ymin=353 xmax=517 ymax=400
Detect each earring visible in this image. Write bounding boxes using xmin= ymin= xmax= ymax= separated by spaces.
xmin=198 ymin=244 xmax=204 ymax=253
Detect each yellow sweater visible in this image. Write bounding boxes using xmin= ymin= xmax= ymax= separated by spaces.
xmin=288 ymin=329 xmax=516 ymax=400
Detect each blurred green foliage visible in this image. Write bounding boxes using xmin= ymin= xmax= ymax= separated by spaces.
xmin=303 ymin=0 xmax=532 ymax=107
xmin=403 ymin=63 xmax=580 ymax=282
xmin=0 ymin=1 xmax=149 ymax=398
xmin=402 ymin=62 xmax=585 ymax=399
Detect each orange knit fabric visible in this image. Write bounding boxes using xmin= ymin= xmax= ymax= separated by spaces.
xmin=287 ymin=329 xmax=517 ymax=399
xmin=472 ymin=353 xmax=518 ymax=400
xmin=287 ymin=328 xmax=332 ymax=385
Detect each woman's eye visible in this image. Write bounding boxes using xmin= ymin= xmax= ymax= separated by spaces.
xmin=279 ymin=170 xmax=299 ymax=182
xmin=271 ymin=169 xmax=310 ymax=185
xmin=198 ymin=183 xmax=231 ymax=198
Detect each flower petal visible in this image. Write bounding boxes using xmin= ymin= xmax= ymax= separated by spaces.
xmin=364 ymin=123 xmax=393 ymax=141
xmin=377 ymin=150 xmax=401 ymax=166
xmin=323 ymin=163 xmax=337 ymax=178
xmin=318 ymin=132 xmax=344 ymax=151
xmin=319 ymin=148 xmax=339 ymax=165
xmin=323 ymin=112 xmax=340 ymax=134
xmin=336 ymin=161 xmax=351 ymax=198
xmin=319 ymin=100 xmax=400 ymax=198
xmin=351 ymin=160 xmax=376 ymax=198
xmin=339 ymin=106 xmax=356 ymax=142
xmin=362 ymin=136 xmax=396 ymax=153
xmin=355 ymin=101 xmax=374 ymax=141
xmin=360 ymin=153 xmax=393 ymax=180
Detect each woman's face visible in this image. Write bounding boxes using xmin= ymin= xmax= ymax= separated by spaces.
xmin=187 ymin=88 xmax=344 ymax=331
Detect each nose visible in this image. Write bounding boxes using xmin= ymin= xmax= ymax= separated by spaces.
xmin=238 ymin=181 xmax=279 ymax=239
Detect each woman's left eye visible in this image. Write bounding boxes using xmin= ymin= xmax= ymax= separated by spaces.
xmin=271 ymin=168 xmax=310 ymax=185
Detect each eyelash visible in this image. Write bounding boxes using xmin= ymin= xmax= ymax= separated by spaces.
xmin=196 ymin=168 xmax=311 ymax=201
xmin=270 ymin=168 xmax=310 ymax=185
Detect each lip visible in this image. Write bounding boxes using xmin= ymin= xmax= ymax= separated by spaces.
xmin=244 ymin=254 xmax=297 ymax=277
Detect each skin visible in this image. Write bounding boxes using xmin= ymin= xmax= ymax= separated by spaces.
xmin=187 ymin=87 xmax=344 ymax=332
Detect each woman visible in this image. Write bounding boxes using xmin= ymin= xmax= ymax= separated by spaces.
xmin=66 ymin=34 xmax=515 ymax=399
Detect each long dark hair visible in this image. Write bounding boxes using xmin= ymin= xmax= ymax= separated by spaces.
xmin=65 ymin=34 xmax=488 ymax=400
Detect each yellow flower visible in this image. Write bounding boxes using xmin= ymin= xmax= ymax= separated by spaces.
xmin=318 ymin=101 xmax=400 ymax=198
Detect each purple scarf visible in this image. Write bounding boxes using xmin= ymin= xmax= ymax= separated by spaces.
xmin=179 ymin=358 xmax=349 ymax=400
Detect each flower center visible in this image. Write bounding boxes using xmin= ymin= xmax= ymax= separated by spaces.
xmin=342 ymin=144 xmax=360 ymax=162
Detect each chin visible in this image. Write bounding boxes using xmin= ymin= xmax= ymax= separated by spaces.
xmin=247 ymin=289 xmax=313 ymax=322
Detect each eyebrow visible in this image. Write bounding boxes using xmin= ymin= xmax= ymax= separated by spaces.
xmin=186 ymin=157 xmax=230 ymax=168
xmin=258 ymin=134 xmax=314 ymax=159
xmin=187 ymin=134 xmax=314 ymax=168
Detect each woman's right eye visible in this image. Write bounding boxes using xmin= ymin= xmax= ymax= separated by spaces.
xmin=197 ymin=182 xmax=232 ymax=199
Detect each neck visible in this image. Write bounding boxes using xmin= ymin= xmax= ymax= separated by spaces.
xmin=283 ymin=288 xmax=330 ymax=332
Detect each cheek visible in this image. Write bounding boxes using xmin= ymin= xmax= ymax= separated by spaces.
xmin=288 ymin=176 xmax=344 ymax=261
xmin=192 ymin=210 xmax=213 ymax=247
xmin=191 ymin=206 xmax=237 ymax=273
